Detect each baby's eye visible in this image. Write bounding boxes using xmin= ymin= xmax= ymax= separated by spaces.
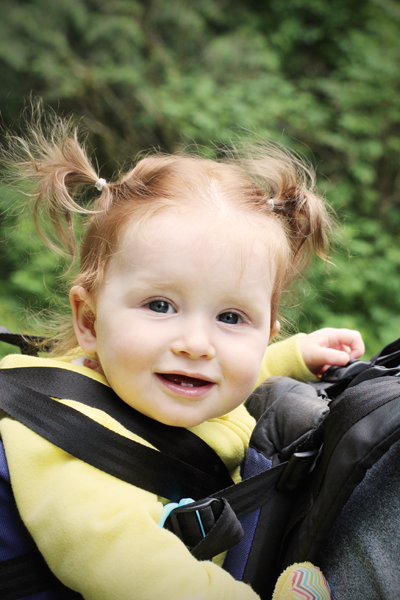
xmin=218 ymin=311 xmax=243 ymax=325
xmin=147 ymin=300 xmax=175 ymax=314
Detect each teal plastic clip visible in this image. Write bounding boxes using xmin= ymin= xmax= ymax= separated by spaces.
xmin=158 ymin=497 xmax=206 ymax=538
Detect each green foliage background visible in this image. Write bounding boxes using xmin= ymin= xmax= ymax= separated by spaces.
xmin=1 ymin=0 xmax=399 ymax=359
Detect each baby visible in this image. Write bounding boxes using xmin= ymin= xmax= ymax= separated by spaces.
xmin=0 ymin=111 xmax=363 ymax=599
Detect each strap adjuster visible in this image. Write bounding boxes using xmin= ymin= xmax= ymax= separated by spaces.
xmin=162 ymin=497 xmax=224 ymax=549
xmin=276 ymin=449 xmax=320 ymax=492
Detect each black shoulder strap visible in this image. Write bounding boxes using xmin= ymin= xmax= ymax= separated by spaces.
xmin=0 ymin=327 xmax=235 ymax=481
xmin=0 ymin=550 xmax=82 ymax=600
xmin=0 ymin=367 xmax=290 ymax=505
xmin=0 ymin=327 xmax=44 ymax=356
xmin=0 ymin=367 xmax=294 ymax=549
xmin=281 ymin=372 xmax=400 ymax=567
xmin=0 ymin=371 xmax=233 ymax=499
xmin=0 ymin=366 xmax=232 ymax=483
xmin=0 ymin=360 xmax=237 ymax=600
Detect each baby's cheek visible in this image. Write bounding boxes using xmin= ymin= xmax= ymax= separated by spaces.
xmin=227 ymin=354 xmax=260 ymax=394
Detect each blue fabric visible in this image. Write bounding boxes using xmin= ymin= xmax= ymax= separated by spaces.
xmin=0 ymin=441 xmax=76 ymax=600
xmin=0 ymin=441 xmax=39 ymax=562
xmin=223 ymin=446 xmax=272 ymax=580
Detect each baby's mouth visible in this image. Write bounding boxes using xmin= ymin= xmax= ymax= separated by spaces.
xmin=156 ymin=373 xmax=215 ymax=398
xmin=158 ymin=374 xmax=210 ymax=388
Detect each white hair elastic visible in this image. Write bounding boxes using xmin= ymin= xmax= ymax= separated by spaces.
xmin=95 ymin=178 xmax=107 ymax=191
xmin=267 ymin=199 xmax=275 ymax=209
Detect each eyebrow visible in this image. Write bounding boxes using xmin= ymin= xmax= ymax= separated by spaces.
xmin=121 ymin=277 xmax=183 ymax=296
xmin=135 ymin=278 xmax=182 ymax=290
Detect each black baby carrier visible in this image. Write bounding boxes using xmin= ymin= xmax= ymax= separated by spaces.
xmin=1 ymin=326 xmax=400 ymax=600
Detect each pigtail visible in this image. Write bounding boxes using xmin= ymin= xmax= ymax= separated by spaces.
xmin=229 ymin=142 xmax=332 ymax=268
xmin=272 ymin=182 xmax=331 ymax=268
xmin=221 ymin=141 xmax=333 ymax=329
xmin=1 ymin=102 xmax=109 ymax=264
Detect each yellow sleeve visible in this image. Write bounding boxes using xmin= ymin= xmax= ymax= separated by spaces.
xmin=0 ymin=417 xmax=260 ymax=600
xmin=256 ymin=334 xmax=316 ymax=387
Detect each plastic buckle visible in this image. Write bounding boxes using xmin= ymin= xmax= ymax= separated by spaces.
xmin=321 ymin=359 xmax=370 ymax=383
xmin=276 ymin=449 xmax=320 ymax=492
xmin=162 ymin=497 xmax=224 ymax=549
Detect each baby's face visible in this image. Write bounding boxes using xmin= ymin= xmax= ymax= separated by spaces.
xmin=85 ymin=210 xmax=276 ymax=427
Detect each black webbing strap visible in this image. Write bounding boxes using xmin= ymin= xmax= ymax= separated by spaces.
xmin=0 ymin=552 xmax=60 ymax=600
xmin=0 ymin=371 xmax=288 ymax=508
xmin=212 ymin=463 xmax=287 ymax=517
xmin=0 ymin=327 xmax=44 ymax=357
xmin=371 ymin=336 xmax=400 ymax=368
xmin=0 ymin=367 xmax=233 ymax=485
xmin=0 ymin=369 xmax=290 ymax=562
xmin=0 ymin=374 xmax=229 ymax=500
xmin=0 ymin=552 xmax=82 ymax=600
xmin=190 ymin=464 xmax=287 ymax=560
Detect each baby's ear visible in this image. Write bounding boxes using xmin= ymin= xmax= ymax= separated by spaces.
xmin=70 ymin=286 xmax=97 ymax=352
xmin=270 ymin=320 xmax=281 ymax=341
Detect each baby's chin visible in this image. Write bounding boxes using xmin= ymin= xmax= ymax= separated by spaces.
xmin=150 ymin=409 xmax=221 ymax=429
xmin=153 ymin=414 xmax=208 ymax=429
xmin=117 ymin=390 xmax=227 ymax=428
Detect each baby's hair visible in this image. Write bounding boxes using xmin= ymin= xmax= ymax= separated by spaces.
xmin=1 ymin=104 xmax=333 ymax=356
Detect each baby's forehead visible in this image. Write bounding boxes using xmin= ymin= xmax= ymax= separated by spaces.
xmin=117 ymin=207 xmax=273 ymax=259
xmin=107 ymin=209 xmax=279 ymax=293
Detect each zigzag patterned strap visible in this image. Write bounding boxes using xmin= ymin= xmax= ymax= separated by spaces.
xmin=292 ymin=565 xmax=331 ymax=600
xmin=272 ymin=563 xmax=331 ymax=600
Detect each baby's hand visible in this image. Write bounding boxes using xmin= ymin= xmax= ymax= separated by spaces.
xmin=298 ymin=328 xmax=365 ymax=376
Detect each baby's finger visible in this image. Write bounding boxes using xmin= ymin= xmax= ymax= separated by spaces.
xmin=318 ymin=347 xmax=351 ymax=367
xmin=343 ymin=333 xmax=364 ymax=358
xmin=327 ymin=329 xmax=365 ymax=358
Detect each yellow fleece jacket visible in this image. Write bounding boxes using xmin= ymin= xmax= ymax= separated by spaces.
xmin=0 ymin=335 xmax=312 ymax=600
